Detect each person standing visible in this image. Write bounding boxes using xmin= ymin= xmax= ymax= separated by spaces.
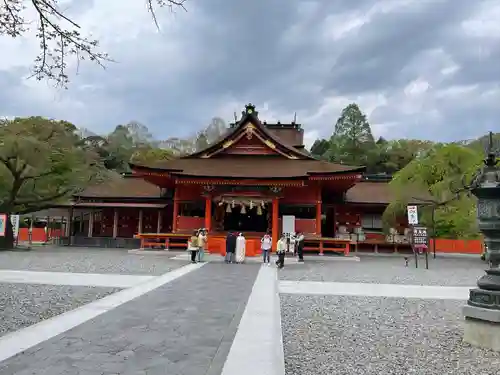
xmin=225 ymin=232 xmax=236 ymax=263
xmin=293 ymin=234 xmax=298 ymax=256
xmin=235 ymin=233 xmax=246 ymax=263
xmin=197 ymin=228 xmax=207 ymax=262
xmin=276 ymin=234 xmax=287 ymax=269
xmin=261 ymin=232 xmax=272 ymax=265
xmin=189 ymin=230 xmax=199 ymax=263
xmin=296 ymin=231 xmax=305 ymax=262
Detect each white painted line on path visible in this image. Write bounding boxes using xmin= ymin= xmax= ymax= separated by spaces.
xmin=221 ymin=265 xmax=285 ymax=375
xmin=279 ymin=280 xmax=473 ymax=300
xmin=0 ymin=270 xmax=154 ymax=288
xmin=0 ymin=262 xmax=205 ymax=363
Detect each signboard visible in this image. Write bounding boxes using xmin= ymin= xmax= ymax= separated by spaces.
xmin=10 ymin=215 xmax=20 ymax=239
xmin=411 ymin=225 xmax=429 ymax=269
xmin=0 ymin=214 xmax=6 ymax=237
xmin=282 ymin=215 xmax=295 ymax=235
xmin=412 ymin=226 xmax=428 ymax=247
xmin=407 ymin=205 xmax=419 ymax=225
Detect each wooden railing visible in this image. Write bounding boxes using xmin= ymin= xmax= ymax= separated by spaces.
xmin=303 ymin=238 xmax=351 ymax=256
xmin=134 ymin=233 xmax=190 ymax=250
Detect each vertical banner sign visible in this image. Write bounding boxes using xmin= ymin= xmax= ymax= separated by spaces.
xmin=0 ymin=214 xmax=6 ymax=237
xmin=10 ymin=215 xmax=20 ymax=239
xmin=407 ymin=205 xmax=419 ymax=225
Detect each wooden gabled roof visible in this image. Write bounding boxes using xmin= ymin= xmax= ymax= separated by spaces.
xmin=130 ymin=104 xmax=365 ymax=179
xmin=74 ymin=174 xmax=161 ymax=199
xmin=346 ymin=181 xmax=431 ymax=204
xmin=186 ymin=104 xmax=311 ymax=160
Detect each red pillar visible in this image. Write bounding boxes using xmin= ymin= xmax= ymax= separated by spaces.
xmin=205 ymin=196 xmax=212 ymax=231
xmin=272 ymin=198 xmax=279 ymax=251
xmin=172 ymin=188 xmax=179 ymax=232
xmin=316 ymin=185 xmax=322 ymax=237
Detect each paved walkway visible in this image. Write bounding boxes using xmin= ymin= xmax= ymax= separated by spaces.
xmin=0 ymin=270 xmax=154 ymax=288
xmin=0 ymin=263 xmax=261 ymax=375
xmin=279 ymin=280 xmax=473 ymax=300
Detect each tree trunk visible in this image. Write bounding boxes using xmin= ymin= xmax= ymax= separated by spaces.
xmin=0 ymin=214 xmax=15 ymax=250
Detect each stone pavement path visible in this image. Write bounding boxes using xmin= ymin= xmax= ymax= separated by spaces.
xmin=0 ymin=263 xmax=260 ymax=375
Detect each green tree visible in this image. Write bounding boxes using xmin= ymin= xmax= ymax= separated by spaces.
xmin=160 ymin=117 xmax=228 ymax=156
xmin=131 ymin=147 xmax=175 ymax=165
xmin=328 ymin=103 xmax=376 ymax=165
xmin=124 ymin=121 xmax=155 ymax=147
xmin=0 ymin=0 xmax=186 ymax=86
xmin=204 ymin=117 xmax=228 ymax=143
xmin=310 ymin=139 xmax=330 ymax=159
xmin=366 ymin=139 xmax=435 ymax=174
xmin=466 ymin=132 xmax=500 ymax=153
xmin=383 ymin=143 xmax=483 ymax=238
xmin=79 ymin=122 xmax=161 ymax=172
xmin=159 ymin=137 xmax=197 ymax=156
xmin=195 ymin=131 xmax=209 ymax=151
xmin=0 ymin=117 xmax=106 ymax=249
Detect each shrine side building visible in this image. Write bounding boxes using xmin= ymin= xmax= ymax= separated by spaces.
xmin=57 ymin=104 xmax=418 ymax=254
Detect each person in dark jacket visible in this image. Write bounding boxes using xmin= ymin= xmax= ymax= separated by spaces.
xmin=225 ymin=232 xmax=237 ymax=263
xmin=296 ymin=232 xmax=305 ymax=262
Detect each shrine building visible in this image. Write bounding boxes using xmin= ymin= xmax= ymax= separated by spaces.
xmin=47 ymin=104 xmax=418 ymax=255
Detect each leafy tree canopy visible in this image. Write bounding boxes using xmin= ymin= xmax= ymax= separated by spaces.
xmin=160 ymin=117 xmax=228 ymax=156
xmin=366 ymin=139 xmax=435 ymax=174
xmin=328 ymin=103 xmax=376 ymax=165
xmin=382 ymin=143 xmax=484 ymax=238
xmin=310 ymin=139 xmax=330 ymax=159
xmin=0 ymin=116 xmax=108 ymax=248
xmin=130 ymin=147 xmax=175 ymax=165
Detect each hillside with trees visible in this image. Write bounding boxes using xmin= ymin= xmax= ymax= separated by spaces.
xmin=309 ymin=102 xmax=489 ymax=239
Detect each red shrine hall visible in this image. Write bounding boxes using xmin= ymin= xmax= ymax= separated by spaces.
xmin=63 ymin=104 xmax=417 ymax=255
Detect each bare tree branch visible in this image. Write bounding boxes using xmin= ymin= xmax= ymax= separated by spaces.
xmin=146 ymin=0 xmax=187 ymax=30
xmin=0 ymin=0 xmax=187 ymax=86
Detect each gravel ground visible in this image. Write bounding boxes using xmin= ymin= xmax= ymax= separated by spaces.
xmin=281 ymin=295 xmax=500 ymax=375
xmin=0 ymin=247 xmax=189 ymax=275
xmin=0 ymin=283 xmax=120 ymax=337
xmin=279 ymin=256 xmax=485 ymax=286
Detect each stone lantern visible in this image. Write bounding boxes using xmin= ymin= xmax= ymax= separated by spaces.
xmin=463 ymin=132 xmax=500 ymax=351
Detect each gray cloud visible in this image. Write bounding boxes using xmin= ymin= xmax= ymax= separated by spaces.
xmin=0 ymin=0 xmax=499 ymax=145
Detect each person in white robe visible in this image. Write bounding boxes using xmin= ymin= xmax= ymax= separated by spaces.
xmin=235 ymin=233 xmax=246 ymax=263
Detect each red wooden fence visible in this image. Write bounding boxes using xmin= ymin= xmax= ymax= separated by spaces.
xmin=17 ymin=228 xmax=63 ymax=242
xmin=430 ymin=239 xmax=483 ymax=254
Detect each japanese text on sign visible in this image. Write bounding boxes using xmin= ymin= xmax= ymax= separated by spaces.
xmin=412 ymin=227 xmax=428 ymax=246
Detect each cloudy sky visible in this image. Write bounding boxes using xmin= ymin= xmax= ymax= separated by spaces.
xmin=1 ymin=0 xmax=499 ymax=147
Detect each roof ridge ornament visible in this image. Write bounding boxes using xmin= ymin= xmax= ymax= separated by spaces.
xmin=243 ymin=103 xmax=258 ymax=117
